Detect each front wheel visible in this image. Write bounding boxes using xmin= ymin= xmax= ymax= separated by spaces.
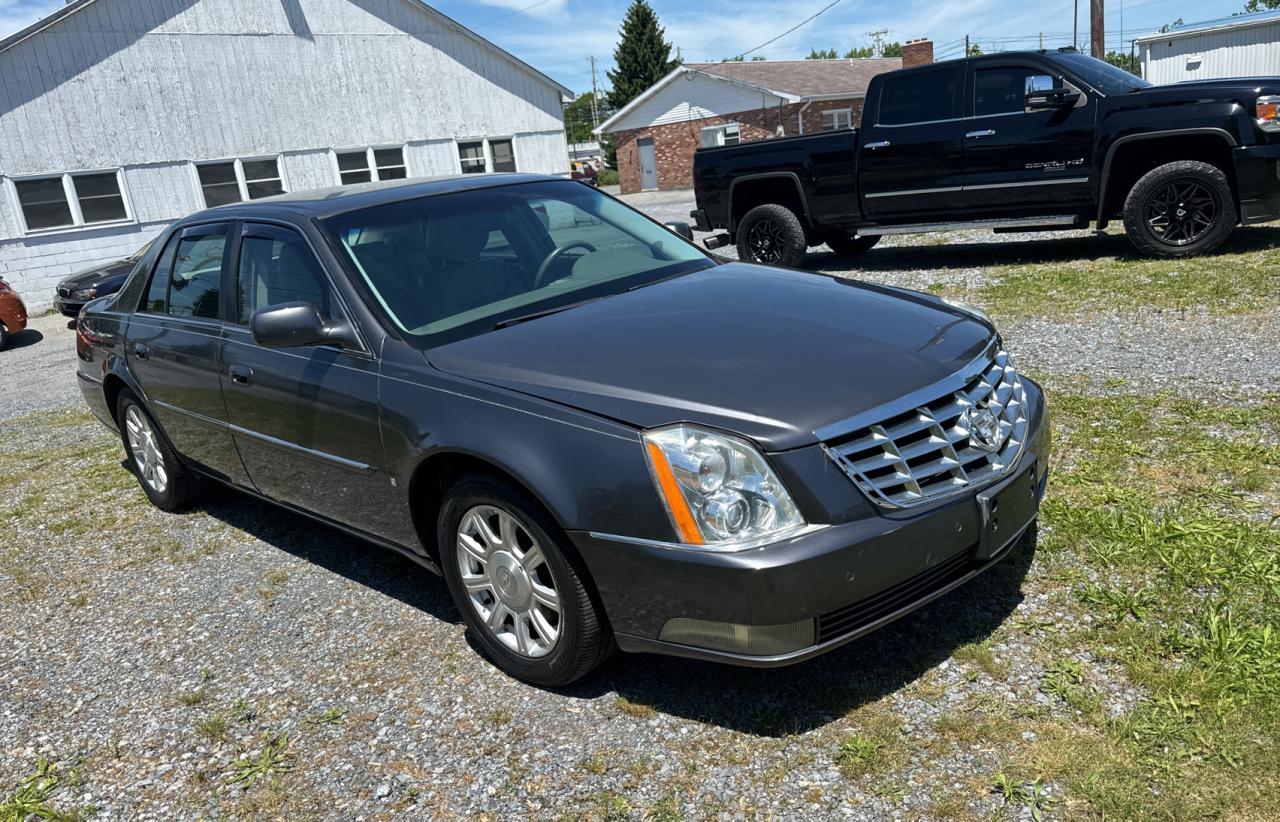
xmin=735 ymin=203 xmax=808 ymax=267
xmin=438 ymin=476 xmax=614 ymax=686
xmin=1122 ymin=160 xmax=1236 ymax=258
xmin=824 ymin=232 xmax=881 ymax=257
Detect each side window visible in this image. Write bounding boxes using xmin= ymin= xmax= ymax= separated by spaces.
xmin=975 ymin=67 xmax=1058 ymax=117
xmin=236 ymin=228 xmax=332 ymax=324
xmin=141 ymin=236 xmax=180 ymax=314
xmin=167 ymin=231 xmax=228 ymax=319
xmin=877 ymin=67 xmax=961 ymax=125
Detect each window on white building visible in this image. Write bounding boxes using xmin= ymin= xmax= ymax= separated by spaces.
xmin=822 ymin=108 xmax=853 ymax=131
xmin=457 ymin=139 xmax=518 ymax=174
xmin=490 ymin=140 xmax=516 ymax=173
xmin=336 ymin=147 xmax=408 ymax=185
xmin=13 ymin=171 xmax=129 ymax=232
xmin=196 ymin=157 xmax=285 ymax=207
xmin=700 ymin=124 xmax=741 ymax=148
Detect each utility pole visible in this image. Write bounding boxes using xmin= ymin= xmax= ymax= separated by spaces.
xmin=589 ymin=56 xmax=600 ymax=131
xmin=964 ymin=34 xmax=970 ymax=57
xmin=865 ymin=29 xmax=888 ymax=57
xmin=1039 ymin=32 xmax=1044 ymax=50
xmin=1073 ymin=0 xmax=1079 ymax=49
xmin=1090 ymin=0 xmax=1104 ymax=58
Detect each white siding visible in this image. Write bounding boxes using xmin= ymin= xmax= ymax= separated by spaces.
xmin=0 ymin=0 xmax=572 ymax=311
xmin=607 ymin=72 xmax=786 ymax=132
xmin=1140 ymin=20 xmax=1280 ymax=84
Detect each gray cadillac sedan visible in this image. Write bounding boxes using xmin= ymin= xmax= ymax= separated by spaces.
xmin=75 ymin=174 xmax=1048 ymax=686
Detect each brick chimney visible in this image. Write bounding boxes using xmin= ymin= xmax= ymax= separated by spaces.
xmin=901 ymin=38 xmax=934 ymax=67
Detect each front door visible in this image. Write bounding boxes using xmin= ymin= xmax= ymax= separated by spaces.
xmin=961 ymin=61 xmax=1096 ymax=216
xmin=637 ymin=138 xmax=659 ymax=190
xmin=218 ymin=222 xmax=390 ymax=537
xmin=125 ymin=222 xmax=250 ymax=485
xmin=859 ymin=64 xmax=967 ymax=222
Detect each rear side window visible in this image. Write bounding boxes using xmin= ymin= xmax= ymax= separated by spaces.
xmin=142 ymin=236 xmax=180 ymax=314
xmin=877 ymin=67 xmax=962 ymax=125
xmin=141 ymin=228 xmax=227 ymax=319
xmin=236 ymin=227 xmax=332 ymax=324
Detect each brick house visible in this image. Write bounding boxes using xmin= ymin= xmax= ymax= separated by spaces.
xmin=598 ymin=40 xmax=933 ymax=194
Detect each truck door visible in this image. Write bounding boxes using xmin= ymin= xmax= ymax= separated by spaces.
xmin=961 ymin=61 xmax=1096 ymax=216
xmin=859 ymin=64 xmax=966 ymax=223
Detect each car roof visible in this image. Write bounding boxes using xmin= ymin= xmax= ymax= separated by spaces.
xmin=181 ymin=173 xmax=570 ymax=225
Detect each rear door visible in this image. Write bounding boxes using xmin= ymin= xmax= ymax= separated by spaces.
xmin=961 ymin=60 xmax=1096 ymax=216
xmin=126 ymin=223 xmax=250 ymax=485
xmin=218 ymin=222 xmax=390 ymax=537
xmin=859 ymin=64 xmax=966 ymax=222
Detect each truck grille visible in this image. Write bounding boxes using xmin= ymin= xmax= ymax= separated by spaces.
xmin=824 ymin=350 xmax=1028 ymax=508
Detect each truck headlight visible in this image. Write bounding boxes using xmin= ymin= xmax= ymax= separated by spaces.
xmin=71 ymin=287 xmax=97 ymax=301
xmin=643 ymin=424 xmax=806 ymax=550
xmin=1258 ymin=95 xmax=1280 ymax=132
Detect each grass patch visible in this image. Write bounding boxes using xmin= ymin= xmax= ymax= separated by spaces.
xmin=226 ymin=731 xmax=294 ymax=790
xmin=613 ymin=695 xmax=656 ymax=720
xmin=0 ymin=759 xmax=89 ymax=822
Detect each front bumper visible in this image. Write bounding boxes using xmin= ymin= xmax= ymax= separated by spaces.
xmin=54 ymin=298 xmax=87 ymax=318
xmin=572 ymin=389 xmax=1049 ymax=667
xmin=1233 ymin=144 xmax=1280 ymax=224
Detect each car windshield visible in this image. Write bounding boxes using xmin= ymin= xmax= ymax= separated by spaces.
xmin=323 ymin=180 xmax=713 ymax=345
xmin=1050 ymin=52 xmax=1152 ymax=94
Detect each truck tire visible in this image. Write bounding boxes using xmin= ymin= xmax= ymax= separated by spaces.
xmin=736 ymin=204 xmax=808 ymax=267
xmin=824 ymin=232 xmax=881 ymax=257
xmin=1122 ymin=160 xmax=1236 ymax=258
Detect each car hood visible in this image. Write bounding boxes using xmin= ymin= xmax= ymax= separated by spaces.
xmin=58 ymin=259 xmax=134 ymax=290
xmin=428 ymin=263 xmax=995 ymax=451
xmin=1139 ymin=77 xmax=1280 ymax=97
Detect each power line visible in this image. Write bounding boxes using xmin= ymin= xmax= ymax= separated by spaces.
xmin=472 ymin=0 xmax=558 ymax=30
xmin=729 ymin=0 xmax=849 ymax=60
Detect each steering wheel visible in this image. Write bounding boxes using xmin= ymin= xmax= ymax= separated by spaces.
xmin=534 ymin=241 xmax=596 ymax=287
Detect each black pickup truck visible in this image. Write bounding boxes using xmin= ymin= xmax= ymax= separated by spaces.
xmin=691 ymin=49 xmax=1280 ymax=262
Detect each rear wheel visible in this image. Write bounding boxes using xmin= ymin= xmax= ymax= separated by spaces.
xmin=1122 ymin=160 xmax=1236 ymax=258
xmin=735 ymin=203 xmax=808 ymax=267
xmin=115 ymin=389 xmax=202 ymax=512
xmin=439 ymin=475 xmax=613 ymax=686
xmin=824 ymin=232 xmax=881 ymax=257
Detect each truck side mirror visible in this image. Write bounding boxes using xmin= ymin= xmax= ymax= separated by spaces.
xmin=1024 ymin=74 xmax=1081 ymax=111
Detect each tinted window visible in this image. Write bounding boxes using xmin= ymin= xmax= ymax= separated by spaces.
xmin=15 ymin=177 xmax=73 ymax=230
xmin=974 ymin=67 xmax=1056 ymax=116
xmin=878 ymin=67 xmax=961 ymax=125
xmin=142 ymin=236 xmax=180 ymax=314
xmin=337 ymin=150 xmax=372 ymax=185
xmin=166 ymin=231 xmax=227 ymax=319
xmin=243 ymin=160 xmax=284 ymax=200
xmin=491 ymin=140 xmax=516 ymax=173
xmin=198 ymin=163 xmax=241 ymax=207
xmin=375 ymin=147 xmax=407 ymax=180
xmin=236 ymin=229 xmax=332 ymax=324
xmin=74 ymin=172 xmax=128 ymax=223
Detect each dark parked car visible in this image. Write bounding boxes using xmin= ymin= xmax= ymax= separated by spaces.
xmin=692 ymin=48 xmax=1280 ymax=262
xmin=0 ymin=276 xmax=28 ymax=350
xmin=54 ymin=240 xmax=154 ymax=317
xmin=75 ymin=174 xmax=1049 ymax=686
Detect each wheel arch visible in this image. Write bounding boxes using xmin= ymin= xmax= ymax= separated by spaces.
xmin=1097 ymin=128 xmax=1238 ymax=226
xmin=728 ymin=172 xmax=812 ymax=233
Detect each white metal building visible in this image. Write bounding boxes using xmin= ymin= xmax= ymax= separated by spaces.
xmin=1137 ymin=9 xmax=1280 ymax=86
xmin=0 ymin=0 xmax=572 ymax=312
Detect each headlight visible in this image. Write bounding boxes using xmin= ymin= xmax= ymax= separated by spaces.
xmin=71 ymin=287 xmax=97 ymax=300
xmin=642 ymin=424 xmax=806 ymax=550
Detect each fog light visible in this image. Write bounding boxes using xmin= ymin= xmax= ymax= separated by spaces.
xmin=659 ymin=617 xmax=815 ymax=656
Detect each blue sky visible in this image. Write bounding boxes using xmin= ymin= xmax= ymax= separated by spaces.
xmin=0 ymin=0 xmax=1252 ymax=95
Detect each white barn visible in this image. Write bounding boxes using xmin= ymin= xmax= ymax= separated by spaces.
xmin=1137 ymin=9 xmax=1280 ymax=86
xmin=0 ymin=0 xmax=572 ymax=312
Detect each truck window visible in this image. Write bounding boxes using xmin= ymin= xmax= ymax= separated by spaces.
xmin=975 ymin=67 xmax=1058 ymax=116
xmin=877 ymin=67 xmax=961 ymax=125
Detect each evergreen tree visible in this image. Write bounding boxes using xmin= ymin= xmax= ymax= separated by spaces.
xmin=605 ymin=0 xmax=679 ymax=111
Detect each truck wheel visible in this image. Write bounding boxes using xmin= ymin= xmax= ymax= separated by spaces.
xmin=1122 ymin=161 xmax=1236 ymax=258
xmin=824 ymin=232 xmax=881 ymax=257
xmin=736 ymin=204 xmax=807 ymax=267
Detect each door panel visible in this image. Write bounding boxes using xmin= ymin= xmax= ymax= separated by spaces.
xmin=962 ymin=63 xmax=1096 ymax=216
xmin=860 ymin=65 xmax=966 ymax=222
xmin=126 ymin=224 xmax=249 ymax=485
xmin=637 ymin=138 xmax=658 ymax=191
xmin=218 ymin=223 xmax=391 ymax=538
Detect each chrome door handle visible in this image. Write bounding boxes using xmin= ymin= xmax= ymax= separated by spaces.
xmin=228 ymin=364 xmax=253 ymax=385
xmin=864 ymin=141 xmax=891 ymax=150
xmin=966 ymin=129 xmax=997 ymax=138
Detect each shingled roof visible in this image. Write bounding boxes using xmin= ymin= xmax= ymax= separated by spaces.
xmin=687 ymin=58 xmax=903 ymax=97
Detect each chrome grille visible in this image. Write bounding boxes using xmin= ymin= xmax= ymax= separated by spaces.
xmin=823 ymin=350 xmax=1028 ymax=508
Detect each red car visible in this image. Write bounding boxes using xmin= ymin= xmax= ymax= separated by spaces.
xmin=0 ymin=277 xmax=27 ymax=350
xmin=570 ymin=162 xmax=599 ymax=186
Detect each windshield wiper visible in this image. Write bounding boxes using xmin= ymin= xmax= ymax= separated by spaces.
xmin=493 ymin=296 xmax=605 ymax=329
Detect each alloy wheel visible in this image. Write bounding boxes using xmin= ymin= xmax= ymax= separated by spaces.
xmin=456 ymin=505 xmax=562 ymax=658
xmin=746 ymin=217 xmax=786 ymax=264
xmin=1145 ymin=179 xmax=1219 ymax=247
xmin=124 ymin=405 xmax=168 ymax=495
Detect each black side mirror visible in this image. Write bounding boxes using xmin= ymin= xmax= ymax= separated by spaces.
xmin=1025 ymin=88 xmax=1081 ymax=111
xmin=249 ymin=302 xmax=357 ymax=349
xmin=664 ymin=221 xmax=694 ymax=241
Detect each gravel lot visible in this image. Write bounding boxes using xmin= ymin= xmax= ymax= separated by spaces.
xmin=0 ymin=191 xmax=1275 ymax=820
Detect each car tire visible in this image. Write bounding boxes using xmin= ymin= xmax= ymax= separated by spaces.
xmin=439 ymin=475 xmax=613 ymax=687
xmin=115 ymin=389 xmax=202 ymax=512
xmin=1122 ymin=160 xmax=1236 ymax=258
xmin=0 ymin=321 xmax=8 ymax=351
xmin=824 ymin=232 xmax=881 ymax=257
xmin=736 ymin=203 xmax=808 ymax=268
